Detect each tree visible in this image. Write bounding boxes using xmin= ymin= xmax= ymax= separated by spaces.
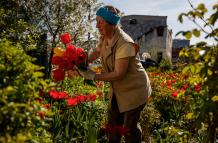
xmin=16 ymin=0 xmax=102 ymax=77
xmin=177 ymin=1 xmax=218 ymax=142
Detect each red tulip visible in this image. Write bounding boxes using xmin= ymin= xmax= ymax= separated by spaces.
xmin=64 ymin=45 xmax=78 ymax=63
xmin=172 ymin=91 xmax=178 ymax=97
xmin=60 ymin=33 xmax=71 ymax=44
xmin=67 ymin=97 xmax=78 ymax=106
xmin=52 ymin=68 xmax=65 ymax=82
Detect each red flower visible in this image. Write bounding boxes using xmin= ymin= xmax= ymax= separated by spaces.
xmin=100 ymin=124 xmax=130 ymax=135
xmin=115 ymin=126 xmax=130 ymax=135
xmin=59 ymin=91 xmax=69 ymax=99
xmin=43 ymin=104 xmax=51 ymax=109
xmin=166 ymin=80 xmax=171 ymax=86
xmin=194 ymin=84 xmax=201 ymax=93
xmin=60 ymin=33 xmax=71 ymax=44
xmin=172 ymin=91 xmax=178 ymax=97
xmin=161 ymin=82 xmax=165 ymax=87
xmin=100 ymin=124 xmax=116 ymax=134
xmin=67 ymin=62 xmax=75 ymax=70
xmin=167 ymin=85 xmax=172 ymax=89
xmin=52 ymin=56 xmax=63 ymax=65
xmin=67 ymin=97 xmax=78 ymax=106
xmin=37 ymin=111 xmax=46 ymax=119
xmin=49 ymin=90 xmax=59 ymax=99
xmin=64 ymin=45 xmax=78 ymax=63
xmin=67 ymin=70 xmax=73 ymax=78
xmin=171 ymin=79 xmax=176 ymax=83
xmin=76 ymin=48 xmax=86 ymax=65
xmin=52 ymin=56 xmax=68 ymax=69
xmin=88 ymin=94 xmax=96 ymax=101
xmin=76 ymin=95 xmax=87 ymax=103
xmin=183 ymin=83 xmax=188 ymax=90
xmin=52 ymin=68 xmax=65 ymax=82
xmin=180 ymin=88 xmax=186 ymax=92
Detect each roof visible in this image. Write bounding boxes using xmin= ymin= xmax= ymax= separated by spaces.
xmin=120 ymin=15 xmax=167 ymax=40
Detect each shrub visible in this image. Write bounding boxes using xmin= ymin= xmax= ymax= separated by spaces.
xmin=0 ymin=39 xmax=51 ymax=142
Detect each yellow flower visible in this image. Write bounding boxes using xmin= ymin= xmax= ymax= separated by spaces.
xmin=54 ymin=47 xmax=65 ymax=57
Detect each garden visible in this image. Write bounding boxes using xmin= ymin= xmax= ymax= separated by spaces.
xmin=0 ymin=0 xmax=218 ymax=143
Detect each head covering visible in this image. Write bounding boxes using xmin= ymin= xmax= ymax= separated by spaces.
xmin=96 ymin=6 xmax=120 ymax=25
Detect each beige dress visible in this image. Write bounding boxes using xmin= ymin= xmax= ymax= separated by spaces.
xmin=96 ymin=27 xmax=152 ymax=113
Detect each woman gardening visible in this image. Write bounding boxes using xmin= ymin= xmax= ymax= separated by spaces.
xmin=79 ymin=5 xmax=152 ymax=143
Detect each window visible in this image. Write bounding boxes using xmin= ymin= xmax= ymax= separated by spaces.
xmin=129 ymin=19 xmax=137 ymax=24
xmin=156 ymin=26 xmax=164 ymax=36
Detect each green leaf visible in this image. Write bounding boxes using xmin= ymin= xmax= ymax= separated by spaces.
xmin=178 ymin=13 xmax=185 ymax=23
xmin=209 ymin=12 xmax=218 ymax=26
xmin=183 ymin=31 xmax=192 ymax=39
xmin=192 ymin=29 xmax=201 ymax=37
xmin=182 ymin=66 xmax=190 ymax=74
xmin=197 ymin=3 xmax=208 ymax=13
xmin=190 ymin=65 xmax=196 ymax=73
xmin=175 ymin=31 xmax=184 ymax=37
xmin=186 ymin=112 xmax=194 ymax=120
xmin=207 ymin=69 xmax=213 ymax=76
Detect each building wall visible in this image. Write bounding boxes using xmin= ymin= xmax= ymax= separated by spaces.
xmin=121 ymin=15 xmax=172 ymax=63
xmin=136 ymin=27 xmax=172 ymax=62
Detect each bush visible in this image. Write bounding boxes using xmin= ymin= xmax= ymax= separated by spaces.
xmin=0 ymin=39 xmax=51 ymax=142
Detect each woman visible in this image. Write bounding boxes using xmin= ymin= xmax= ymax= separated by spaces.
xmin=80 ymin=5 xmax=152 ymax=143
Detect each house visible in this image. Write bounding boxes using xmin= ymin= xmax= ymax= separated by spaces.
xmin=120 ymin=15 xmax=173 ymax=63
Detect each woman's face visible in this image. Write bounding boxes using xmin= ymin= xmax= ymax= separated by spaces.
xmin=96 ymin=16 xmax=112 ymax=37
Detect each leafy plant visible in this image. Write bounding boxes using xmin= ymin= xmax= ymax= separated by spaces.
xmin=177 ymin=1 xmax=218 ymax=142
xmin=0 ymin=39 xmax=52 ymax=142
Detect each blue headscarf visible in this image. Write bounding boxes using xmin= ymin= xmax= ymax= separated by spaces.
xmin=96 ymin=6 xmax=120 ymax=25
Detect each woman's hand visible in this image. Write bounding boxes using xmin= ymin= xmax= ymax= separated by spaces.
xmin=94 ymin=57 xmax=129 ymax=81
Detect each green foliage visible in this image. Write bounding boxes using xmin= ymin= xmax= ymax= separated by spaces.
xmin=159 ymin=58 xmax=173 ymax=70
xmin=177 ymin=1 xmax=218 ymax=142
xmin=41 ymin=77 xmax=107 ymax=142
xmin=0 ymin=1 xmax=40 ymax=51
xmin=0 ymin=39 xmax=52 ymax=142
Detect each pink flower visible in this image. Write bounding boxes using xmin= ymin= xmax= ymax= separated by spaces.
xmin=60 ymin=33 xmax=71 ymax=44
xmin=67 ymin=98 xmax=78 ymax=106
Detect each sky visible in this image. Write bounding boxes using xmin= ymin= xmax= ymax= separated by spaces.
xmin=98 ymin=0 xmax=217 ymax=44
